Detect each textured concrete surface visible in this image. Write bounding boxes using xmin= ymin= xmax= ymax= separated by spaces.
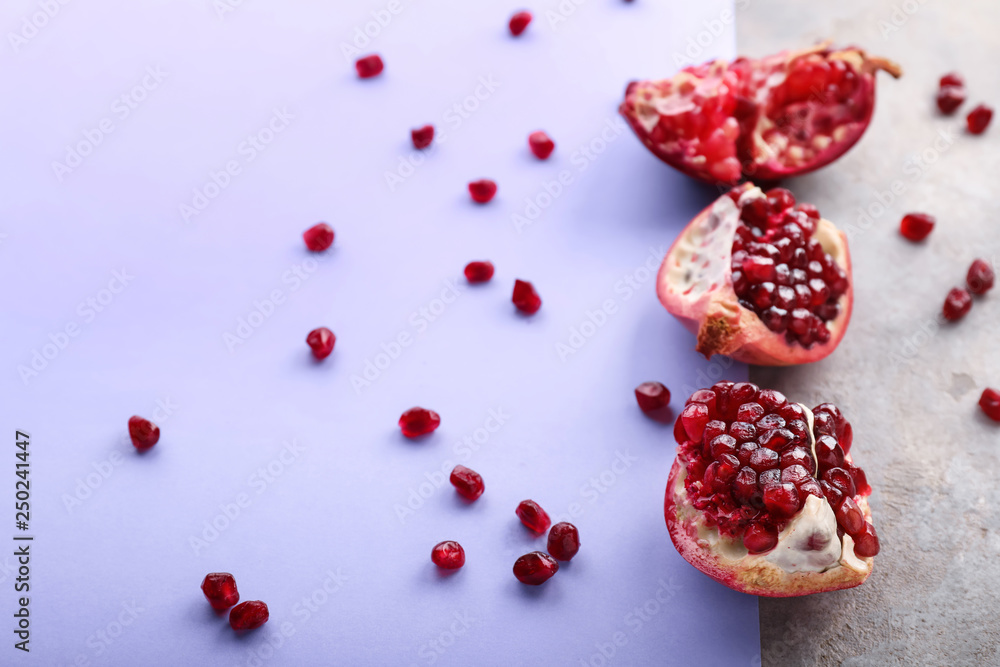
xmin=738 ymin=2 xmax=1000 ymax=665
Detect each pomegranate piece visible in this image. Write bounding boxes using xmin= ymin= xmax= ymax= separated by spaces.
xmin=306 ymin=327 xmax=336 ymax=360
xmin=657 ymin=183 xmax=852 ymax=365
xmin=621 ymin=43 xmax=901 ymax=184
xmin=464 ymin=261 xmax=495 ymax=284
xmin=229 ymin=601 xmax=268 ymax=631
xmin=355 ymin=54 xmax=384 ymax=79
xmin=967 ymin=104 xmax=993 ymax=134
xmin=512 ymin=279 xmax=542 ymax=314
xmin=468 ymin=179 xmax=497 ymax=204
xmin=128 ymin=416 xmax=160 ymax=451
xmin=939 ymin=72 xmax=965 ymax=88
xmin=398 ymin=407 xmax=441 ymax=438
xmin=942 ymin=288 xmax=972 ymax=322
xmin=302 ymin=222 xmax=334 ymax=251
xmin=515 ymin=500 xmax=551 ymax=534
xmin=508 ymin=11 xmax=532 ymax=36
xmin=431 ymin=541 xmax=466 ymax=569
xmin=450 ymin=465 xmax=485 ymax=501
xmin=936 ymin=86 xmax=965 ymax=115
xmin=665 ymin=383 xmax=878 ymax=596
xmin=967 ymin=259 xmax=995 ymax=295
xmin=528 ymin=131 xmax=555 ymax=159
xmin=980 ymin=388 xmax=1000 ymax=422
xmin=513 ymin=551 xmax=558 ymax=585
xmin=411 ymin=125 xmax=435 ymax=150
xmin=547 ymin=522 xmax=580 ymax=561
xmin=635 ymin=381 xmax=671 ymax=414
xmin=899 ymin=213 xmax=934 ymax=242
xmin=201 ymin=573 xmax=239 ymax=611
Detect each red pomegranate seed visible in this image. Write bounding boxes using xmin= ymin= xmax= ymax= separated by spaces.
xmin=980 ymin=388 xmax=1000 ymax=422
xmin=508 ymin=11 xmax=532 ymax=36
xmin=515 ymin=499 xmax=551 ymax=534
xmin=852 ymin=522 xmax=880 ymax=558
xmin=302 ymin=222 xmax=334 ymax=251
xmin=464 ymin=261 xmax=495 ymax=283
xmin=229 ymin=601 xmax=268 ymax=631
xmin=547 ymin=522 xmax=580 ymax=561
xmin=306 ymin=327 xmax=336 ymax=360
xmin=468 ymin=179 xmax=497 ymax=204
xmin=128 ymin=416 xmax=160 ymax=451
xmin=967 ymin=259 xmax=995 ymax=295
xmin=967 ymin=104 xmax=993 ymax=134
xmin=355 ymin=54 xmax=384 ymax=79
xmin=450 ymin=465 xmax=485 ymax=501
xmin=898 ymin=213 xmax=934 ymax=242
xmin=936 ymin=86 xmax=965 ymax=115
xmin=528 ymin=131 xmax=555 ymax=159
xmin=635 ymin=381 xmax=671 ymax=414
xmin=836 ymin=496 xmax=865 ymax=535
xmin=942 ymin=288 xmax=973 ymax=322
xmin=743 ymin=522 xmax=777 ymax=554
xmin=513 ymin=551 xmax=558 ymax=585
xmin=431 ymin=541 xmax=465 ymax=569
xmin=398 ymin=407 xmax=441 ymax=438
xmin=939 ymin=72 xmax=965 ymax=88
xmin=201 ymin=573 xmax=239 ymax=611
xmin=411 ymin=125 xmax=434 ymax=150
xmin=512 ymin=279 xmax=541 ymax=314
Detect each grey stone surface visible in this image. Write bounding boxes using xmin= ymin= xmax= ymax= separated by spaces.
xmin=738 ymin=2 xmax=1000 ymax=665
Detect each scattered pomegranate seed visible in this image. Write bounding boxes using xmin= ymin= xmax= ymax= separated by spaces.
xmin=516 ymin=500 xmax=551 ymax=534
xmin=128 ymin=416 xmax=160 ymax=451
xmin=411 ymin=125 xmax=434 ymax=150
xmin=508 ymin=11 xmax=532 ymax=36
xmin=431 ymin=541 xmax=466 ymax=569
xmin=306 ymin=327 xmax=336 ymax=360
xmin=528 ymin=131 xmax=555 ymax=159
xmin=936 ymin=86 xmax=965 ymax=115
xmin=512 ymin=279 xmax=541 ymax=314
xmin=967 ymin=104 xmax=993 ymax=134
xmin=229 ymin=601 xmax=268 ymax=631
xmin=355 ymin=54 xmax=384 ymax=79
xmin=967 ymin=259 xmax=995 ymax=295
xmin=450 ymin=465 xmax=485 ymax=501
xmin=546 ymin=522 xmax=580 ymax=561
xmin=635 ymin=381 xmax=671 ymax=414
xmin=939 ymin=72 xmax=965 ymax=88
xmin=398 ymin=407 xmax=441 ymax=438
xmin=201 ymin=573 xmax=239 ymax=611
xmin=513 ymin=551 xmax=558 ymax=585
xmin=898 ymin=213 xmax=935 ymax=242
xmin=303 ymin=223 xmax=334 ymax=251
xmin=942 ymin=288 xmax=973 ymax=322
xmin=464 ymin=261 xmax=495 ymax=283
xmin=980 ymin=388 xmax=1000 ymax=422
xmin=468 ymin=179 xmax=497 ymax=204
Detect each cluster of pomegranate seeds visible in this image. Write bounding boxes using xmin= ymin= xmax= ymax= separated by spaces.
xmin=899 ymin=212 xmax=935 ymax=242
xmin=980 ymin=388 xmax=1000 ymax=422
xmin=229 ymin=601 xmax=269 ymax=631
xmin=201 ymin=573 xmax=239 ymax=611
xmin=431 ymin=541 xmax=466 ymax=569
xmin=516 ymin=499 xmax=551 ymax=534
xmin=128 ymin=416 xmax=160 ymax=451
xmin=508 ymin=11 xmax=532 ymax=36
xmin=513 ymin=552 xmax=559 ymax=585
xmin=942 ymin=288 xmax=973 ymax=322
xmin=635 ymin=381 xmax=671 ymax=414
xmin=675 ymin=381 xmax=877 ymax=558
xmin=398 ymin=407 xmax=441 ymax=438
xmin=450 ymin=465 xmax=485 ymax=501
xmin=546 ymin=522 xmax=580 ymax=561
xmin=464 ymin=260 xmax=494 ymax=283
xmin=728 ymin=187 xmax=847 ymax=347
xmin=528 ymin=131 xmax=555 ymax=159
xmin=302 ymin=222 xmax=334 ymax=251
xmin=306 ymin=327 xmax=336 ymax=360
xmin=355 ymin=54 xmax=384 ymax=79
xmin=468 ymin=179 xmax=497 ymax=204
xmin=512 ymin=279 xmax=541 ymax=314
xmin=967 ymin=104 xmax=993 ymax=134
xmin=411 ymin=125 xmax=435 ymax=150
xmin=967 ymin=259 xmax=995 ymax=295
xmin=936 ymin=72 xmax=966 ymax=115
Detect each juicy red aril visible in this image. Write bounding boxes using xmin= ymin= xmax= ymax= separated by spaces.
xmin=464 ymin=261 xmax=494 ymax=283
xmin=398 ymin=407 xmax=441 ymax=438
xmin=512 ymin=279 xmax=541 ymax=314
xmin=967 ymin=259 xmax=995 ymax=295
xmin=513 ymin=551 xmax=557 ymax=585
xmin=468 ymin=179 xmax=497 ymax=203
xmin=835 ymin=496 xmax=865 ymax=536
xmin=355 ymin=54 xmax=384 ymax=79
xmin=635 ymin=382 xmax=670 ymax=414
xmin=942 ymin=288 xmax=973 ymax=321
xmin=306 ymin=327 xmax=335 ymax=360
xmin=967 ymin=104 xmax=993 ymax=134
xmin=128 ymin=416 xmax=160 ymax=451
xmin=822 ymin=467 xmax=856 ymax=497
xmin=528 ymin=131 xmax=555 ymax=159
xmin=508 ymin=11 xmax=532 ymax=36
xmin=939 ymin=72 xmax=965 ymax=88
xmin=303 ymin=222 xmax=334 ymax=251
xmin=547 ymin=522 xmax=580 ymax=561
xmin=899 ymin=213 xmax=934 ymax=242
xmin=229 ymin=601 xmax=268 ymax=631
xmin=980 ymin=388 xmax=1000 ymax=422
xmin=937 ymin=86 xmax=965 ymax=114
xmin=743 ymin=522 xmax=777 ymax=554
xmin=450 ymin=465 xmax=484 ymax=501
xmin=763 ymin=483 xmax=801 ymax=518
xmin=516 ymin=500 xmax=551 ymax=534
xmin=411 ymin=125 xmax=435 ymax=149
xmin=852 ymin=522 xmax=880 ymax=557
xmin=679 ymin=403 xmax=709 ymax=441
xmin=431 ymin=541 xmax=465 ymax=569
xmin=201 ymin=573 xmax=239 ymax=611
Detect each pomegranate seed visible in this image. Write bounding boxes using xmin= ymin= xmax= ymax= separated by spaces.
xmin=450 ymin=465 xmax=485 ymax=501
xmin=898 ymin=213 xmax=934 ymax=242
xmin=679 ymin=403 xmax=710 ymax=441
xmin=967 ymin=258 xmax=995 ymax=295
xmin=398 ymin=407 xmax=441 ymax=438
xmin=939 ymin=72 xmax=965 ymax=88
xmin=128 ymin=416 xmax=160 ymax=451
xmin=967 ymin=104 xmax=993 ymax=134
xmin=306 ymin=327 xmax=336 ymax=360
xmin=852 ymin=522 xmax=880 ymax=558
xmin=635 ymin=381 xmax=670 ymax=414
xmin=763 ymin=483 xmax=801 ymax=518
xmin=512 ymin=279 xmax=541 ymax=314
xmin=464 ymin=261 xmax=494 ymax=283
xmin=229 ymin=601 xmax=268 ymax=631
xmin=980 ymin=388 xmax=1000 ymax=422
xmin=513 ymin=551 xmax=558 ymax=585
xmin=302 ymin=222 xmax=335 ymax=251
xmin=411 ymin=125 xmax=435 ymax=150
xmin=942 ymin=287 xmax=973 ymax=322
xmin=836 ymin=496 xmax=865 ymax=535
xmin=743 ymin=522 xmax=777 ymax=554
xmin=468 ymin=179 xmax=497 ymax=204
xmin=547 ymin=522 xmax=580 ymax=561
xmin=355 ymin=54 xmax=384 ymax=79
xmin=936 ymin=86 xmax=965 ymax=115
xmin=201 ymin=573 xmax=239 ymax=611
xmin=821 ymin=467 xmax=856 ymax=497
xmin=515 ymin=500 xmax=551 ymax=534
xmin=508 ymin=11 xmax=532 ymax=36
xmin=431 ymin=541 xmax=465 ymax=569
xmin=528 ymin=131 xmax=555 ymax=159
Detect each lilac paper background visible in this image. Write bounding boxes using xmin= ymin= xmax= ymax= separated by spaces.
xmin=0 ymin=0 xmax=755 ymax=664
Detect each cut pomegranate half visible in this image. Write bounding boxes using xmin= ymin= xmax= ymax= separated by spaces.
xmin=665 ymin=383 xmax=877 ymax=597
xmin=657 ymin=183 xmax=852 ymax=365
xmin=620 ymin=43 xmax=902 ymax=184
